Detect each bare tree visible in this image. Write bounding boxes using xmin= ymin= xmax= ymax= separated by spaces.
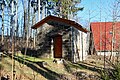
xmin=1 ymin=0 xmax=5 ymax=44
xmin=108 ymin=0 xmax=120 ymax=61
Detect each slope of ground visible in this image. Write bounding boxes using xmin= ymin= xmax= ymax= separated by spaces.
xmin=0 ymin=53 xmax=102 ymax=80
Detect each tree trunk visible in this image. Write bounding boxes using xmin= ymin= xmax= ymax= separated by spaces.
xmin=1 ymin=2 xmax=4 ymax=44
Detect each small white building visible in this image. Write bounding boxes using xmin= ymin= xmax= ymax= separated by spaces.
xmin=32 ymin=15 xmax=88 ymax=62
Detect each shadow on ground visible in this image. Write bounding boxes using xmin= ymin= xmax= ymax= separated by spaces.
xmin=62 ymin=60 xmax=103 ymax=79
xmin=5 ymin=53 xmax=65 ymax=80
xmin=4 ymin=52 xmax=106 ymax=80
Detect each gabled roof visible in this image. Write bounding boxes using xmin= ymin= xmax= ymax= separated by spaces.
xmin=90 ymin=22 xmax=120 ymax=51
xmin=31 ymin=15 xmax=88 ymax=33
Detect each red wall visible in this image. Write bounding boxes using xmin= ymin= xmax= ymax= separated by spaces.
xmin=91 ymin=22 xmax=120 ymax=51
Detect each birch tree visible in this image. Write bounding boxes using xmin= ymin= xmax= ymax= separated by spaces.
xmin=0 ymin=0 xmax=5 ymax=44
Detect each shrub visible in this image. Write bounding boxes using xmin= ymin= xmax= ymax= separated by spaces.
xmin=100 ymin=61 xmax=120 ymax=80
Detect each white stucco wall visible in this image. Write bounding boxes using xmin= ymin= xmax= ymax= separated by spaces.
xmin=79 ymin=31 xmax=88 ymax=61
xmin=73 ymin=29 xmax=88 ymax=62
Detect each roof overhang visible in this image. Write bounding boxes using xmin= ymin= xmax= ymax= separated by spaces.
xmin=31 ymin=15 xmax=88 ymax=33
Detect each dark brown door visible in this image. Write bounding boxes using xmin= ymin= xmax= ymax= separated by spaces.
xmin=53 ymin=35 xmax=62 ymax=58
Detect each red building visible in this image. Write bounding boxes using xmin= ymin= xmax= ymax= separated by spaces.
xmin=90 ymin=22 xmax=120 ymax=55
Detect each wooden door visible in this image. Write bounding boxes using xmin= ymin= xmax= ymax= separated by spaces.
xmin=53 ymin=35 xmax=62 ymax=58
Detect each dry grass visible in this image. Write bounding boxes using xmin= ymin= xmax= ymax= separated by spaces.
xmin=0 ymin=54 xmax=104 ymax=80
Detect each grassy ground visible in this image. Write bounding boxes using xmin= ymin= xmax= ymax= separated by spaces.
xmin=0 ymin=53 xmax=102 ymax=80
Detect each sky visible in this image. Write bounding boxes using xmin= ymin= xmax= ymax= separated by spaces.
xmin=77 ymin=0 xmax=120 ymax=26
xmin=1 ymin=0 xmax=120 ymax=34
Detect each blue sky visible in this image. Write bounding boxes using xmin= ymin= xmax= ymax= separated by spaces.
xmin=77 ymin=0 xmax=119 ymax=23
xmin=1 ymin=0 xmax=120 ymax=34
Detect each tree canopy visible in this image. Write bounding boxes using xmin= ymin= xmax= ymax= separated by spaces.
xmin=49 ymin=0 xmax=83 ymax=19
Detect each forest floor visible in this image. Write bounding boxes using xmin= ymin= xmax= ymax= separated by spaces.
xmin=0 ymin=53 xmax=113 ymax=80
